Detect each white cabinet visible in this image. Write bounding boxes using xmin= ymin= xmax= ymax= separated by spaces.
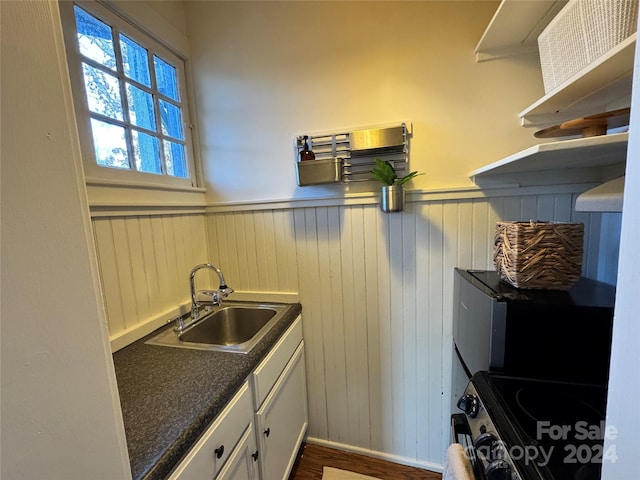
xmin=169 ymin=315 xmax=307 ymax=480
xmin=168 ymin=382 xmax=255 ymax=480
xmin=255 ymin=343 xmax=307 ymax=480
xmin=216 ymin=424 xmax=259 ymax=480
xmin=251 ymin=316 xmax=308 ymax=480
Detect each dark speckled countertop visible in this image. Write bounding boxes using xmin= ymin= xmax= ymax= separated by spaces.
xmin=112 ymin=301 xmax=302 ymax=480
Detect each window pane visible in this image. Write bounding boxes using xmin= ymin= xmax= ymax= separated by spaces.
xmin=126 ymin=83 xmax=155 ymax=130
xmin=133 ymin=131 xmax=162 ymax=174
xmin=82 ymin=63 xmax=123 ymax=120
xmin=74 ymin=6 xmax=116 ymax=70
xmin=120 ymin=35 xmax=151 ymax=86
xmin=154 ymin=56 xmax=180 ymax=101
xmin=90 ymin=119 xmax=130 ymax=169
xmin=164 ymin=141 xmax=187 ymax=178
xmin=159 ymin=100 xmax=184 ymax=140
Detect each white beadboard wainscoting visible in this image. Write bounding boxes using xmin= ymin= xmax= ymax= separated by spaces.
xmin=92 ymin=213 xmax=210 ymax=351
xmin=92 ymin=189 xmax=621 ymax=470
xmin=203 ymin=192 xmax=619 ymax=470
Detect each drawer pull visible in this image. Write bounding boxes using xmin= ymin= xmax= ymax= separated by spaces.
xmin=263 ymin=427 xmax=271 ymax=438
xmin=251 ymin=451 xmax=259 ymax=461
xmin=214 ymin=445 xmax=224 ymax=459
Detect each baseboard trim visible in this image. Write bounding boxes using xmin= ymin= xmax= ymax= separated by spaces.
xmin=304 ymin=436 xmax=444 ymax=474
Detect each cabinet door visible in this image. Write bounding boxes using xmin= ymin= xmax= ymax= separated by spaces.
xmin=256 ymin=342 xmax=308 ymax=480
xmin=216 ymin=424 xmax=259 ymax=480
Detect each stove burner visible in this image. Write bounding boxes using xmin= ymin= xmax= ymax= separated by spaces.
xmin=515 ymin=386 xmax=604 ymax=428
xmin=470 ymin=373 xmax=609 ymax=480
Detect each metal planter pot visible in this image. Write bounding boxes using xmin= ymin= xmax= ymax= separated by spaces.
xmin=380 ymin=185 xmax=405 ymax=213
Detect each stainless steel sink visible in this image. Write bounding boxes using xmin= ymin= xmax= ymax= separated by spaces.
xmin=145 ymin=302 xmax=288 ymax=354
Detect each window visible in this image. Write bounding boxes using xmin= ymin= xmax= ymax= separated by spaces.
xmin=61 ymin=1 xmax=197 ymax=189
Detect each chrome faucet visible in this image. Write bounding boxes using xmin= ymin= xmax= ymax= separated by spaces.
xmin=189 ymin=263 xmax=234 ymax=321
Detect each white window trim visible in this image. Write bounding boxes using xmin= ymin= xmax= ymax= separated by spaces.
xmin=59 ymin=0 xmax=204 ymax=199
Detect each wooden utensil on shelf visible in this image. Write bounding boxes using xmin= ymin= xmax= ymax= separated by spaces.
xmin=534 ymin=108 xmax=630 ymax=138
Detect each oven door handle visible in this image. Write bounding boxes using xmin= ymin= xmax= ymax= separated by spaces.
xmin=451 ymin=413 xmax=471 ymax=444
xmin=450 ymin=414 xmax=486 ymax=480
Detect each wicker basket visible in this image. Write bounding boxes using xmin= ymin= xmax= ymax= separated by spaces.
xmin=493 ymin=221 xmax=584 ymax=290
xmin=538 ymin=0 xmax=638 ymax=94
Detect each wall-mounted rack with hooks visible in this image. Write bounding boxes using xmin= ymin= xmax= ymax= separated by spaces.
xmin=295 ymin=123 xmax=410 ymax=186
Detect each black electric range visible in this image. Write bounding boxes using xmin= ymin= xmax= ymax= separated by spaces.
xmin=454 ymin=371 xmax=609 ymax=480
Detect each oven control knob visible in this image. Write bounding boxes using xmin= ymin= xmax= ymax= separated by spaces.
xmin=474 ymin=432 xmax=498 ymax=458
xmin=486 ymin=459 xmax=511 ymax=480
xmin=457 ymin=394 xmax=480 ymax=418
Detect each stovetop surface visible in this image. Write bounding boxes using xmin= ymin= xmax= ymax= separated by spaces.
xmin=473 ymin=372 xmax=608 ymax=480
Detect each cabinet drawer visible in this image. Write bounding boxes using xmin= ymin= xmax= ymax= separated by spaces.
xmin=250 ymin=315 xmax=302 ymax=409
xmin=169 ymin=382 xmax=253 ymax=480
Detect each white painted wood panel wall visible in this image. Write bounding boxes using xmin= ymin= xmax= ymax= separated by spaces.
xmin=202 ymin=192 xmax=618 ymax=469
xmin=92 ymin=191 xmax=620 ymax=469
xmin=92 ymin=213 xmax=210 ymax=349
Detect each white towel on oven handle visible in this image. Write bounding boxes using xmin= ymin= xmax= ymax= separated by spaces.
xmin=443 ymin=443 xmax=474 ymax=480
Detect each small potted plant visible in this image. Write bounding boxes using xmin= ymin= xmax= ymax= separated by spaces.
xmin=370 ymin=159 xmax=422 ymax=212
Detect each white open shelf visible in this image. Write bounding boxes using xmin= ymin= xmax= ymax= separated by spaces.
xmin=472 ymin=0 xmax=634 ymax=210
xmin=576 ymin=175 xmax=625 ymax=212
xmin=469 ymin=132 xmax=628 ymax=183
xmin=519 ymin=34 xmax=636 ymax=127
xmin=475 ymin=0 xmax=567 ymax=62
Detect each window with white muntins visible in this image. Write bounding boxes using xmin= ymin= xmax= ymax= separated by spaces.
xmin=61 ymin=1 xmax=197 ymax=190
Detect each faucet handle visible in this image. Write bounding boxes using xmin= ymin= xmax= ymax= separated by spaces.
xmin=195 ymin=290 xmax=218 ymax=304
xmin=219 ymin=286 xmax=234 ymax=298
xmin=174 ymin=315 xmax=186 ymax=333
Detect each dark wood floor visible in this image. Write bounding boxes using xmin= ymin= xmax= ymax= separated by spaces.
xmin=288 ymin=443 xmax=442 ymax=480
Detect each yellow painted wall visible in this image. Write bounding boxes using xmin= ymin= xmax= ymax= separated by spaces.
xmin=143 ymin=0 xmax=187 ymax=36
xmin=184 ymin=1 xmax=545 ymax=203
